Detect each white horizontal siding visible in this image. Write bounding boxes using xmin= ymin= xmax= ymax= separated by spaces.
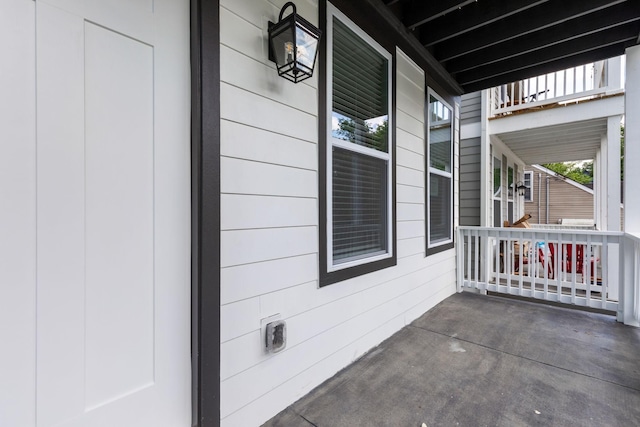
xmin=221 ymin=226 xmax=317 ymax=267
xmin=218 ymin=5 xmax=458 ymax=422
xmin=397 ymin=202 xmax=424 ymax=222
xmin=397 ymin=165 xmax=424 ymax=187
xmin=397 ymin=220 xmax=425 ymax=240
xmin=221 ymin=157 xmax=316 ymax=197
xmin=221 ymin=121 xmax=316 ymax=171
xmin=396 ymin=110 xmax=424 ymax=140
xmin=397 ymin=146 xmax=424 ymax=171
xmin=221 ymin=83 xmax=316 ymax=143
xmin=221 ymin=194 xmax=316 ymax=230
xmin=221 ymin=254 xmax=318 ymax=304
xmin=397 ymin=183 xmax=424 ymax=204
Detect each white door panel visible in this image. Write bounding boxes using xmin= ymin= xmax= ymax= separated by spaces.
xmin=35 ymin=0 xmax=190 ymax=426
xmin=36 ymin=4 xmax=86 ymax=424
xmin=0 ymin=1 xmax=37 ymax=426
xmin=84 ymin=21 xmax=155 ymax=409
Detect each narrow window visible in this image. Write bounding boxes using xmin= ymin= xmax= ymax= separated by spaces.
xmin=323 ymin=4 xmax=394 ymax=281
xmin=507 ymin=165 xmax=514 ymax=224
xmin=523 ymin=171 xmax=533 ymax=202
xmin=493 ymin=156 xmax=502 ymax=228
xmin=427 ymin=91 xmax=453 ymax=248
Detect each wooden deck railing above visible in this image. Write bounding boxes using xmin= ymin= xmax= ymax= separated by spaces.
xmin=489 ymin=61 xmax=621 ymax=116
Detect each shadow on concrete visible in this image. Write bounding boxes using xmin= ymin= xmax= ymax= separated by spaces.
xmin=263 ymin=292 xmax=640 ymax=426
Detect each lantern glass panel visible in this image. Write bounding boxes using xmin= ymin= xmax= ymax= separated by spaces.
xmin=295 ymin=23 xmax=318 ymax=71
xmin=271 ymin=25 xmax=295 ymax=70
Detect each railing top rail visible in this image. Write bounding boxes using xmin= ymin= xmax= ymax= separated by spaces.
xmin=624 ymin=232 xmax=640 ymax=244
xmin=457 ymin=225 xmax=624 ymax=238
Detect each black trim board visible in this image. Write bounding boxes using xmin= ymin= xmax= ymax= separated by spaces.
xmin=191 ymin=0 xmax=220 ymax=425
xmin=427 ymin=242 xmax=455 ymax=257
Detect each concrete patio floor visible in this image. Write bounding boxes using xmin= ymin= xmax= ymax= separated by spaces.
xmin=263 ymin=292 xmax=640 ymax=426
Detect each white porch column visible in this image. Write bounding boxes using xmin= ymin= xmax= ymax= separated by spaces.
xmin=625 ymin=45 xmax=640 ymax=233
xmin=594 ymin=149 xmax=601 ymax=229
xmin=606 ymin=115 xmax=622 ymax=232
xmin=480 ymin=89 xmax=491 ymax=227
xmin=604 ymin=116 xmax=622 ymax=300
xmin=621 ymin=45 xmax=640 ymax=326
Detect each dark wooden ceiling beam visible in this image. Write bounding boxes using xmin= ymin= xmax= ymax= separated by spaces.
xmin=459 ymin=41 xmax=635 ymax=92
xmin=445 ymin=2 xmax=640 ymax=74
xmin=431 ymin=0 xmax=627 ymax=62
xmin=414 ymin=0 xmax=549 ymax=45
xmin=454 ymin=23 xmax=639 ymax=85
xmin=403 ymin=1 xmax=478 ymax=28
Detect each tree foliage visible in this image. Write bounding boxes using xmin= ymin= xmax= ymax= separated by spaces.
xmin=542 ymin=162 xmax=593 ymax=184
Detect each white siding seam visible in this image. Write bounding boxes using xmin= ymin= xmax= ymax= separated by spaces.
xmin=221 ymin=224 xmax=317 ymax=232
xmin=396 ymin=183 xmax=424 ymax=190
xmin=220 ymin=191 xmax=317 ymax=200
xmin=222 ymin=279 xmax=319 ymax=306
xmin=220 ymin=119 xmax=318 ymax=147
xmin=220 ymin=117 xmax=316 ymax=144
xmin=396 ymin=163 xmax=424 ymax=173
xmin=220 ymin=251 xmax=318 ymax=269
xmin=221 ymin=82 xmax=317 ymax=121
xmin=220 ymin=327 xmax=260 ymax=345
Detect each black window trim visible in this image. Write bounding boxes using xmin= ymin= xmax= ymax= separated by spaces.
xmin=426 ymin=87 xmax=454 ymax=254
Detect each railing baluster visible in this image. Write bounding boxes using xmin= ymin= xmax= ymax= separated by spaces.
xmin=544 ymin=232 xmax=549 ymax=300
xmin=585 ymin=234 xmax=593 ymax=307
xmin=518 ymin=231 xmax=524 ymax=293
xmin=602 ymin=236 xmax=608 ymax=309
xmin=464 ymin=230 xmax=470 ymax=286
xmin=571 ymin=235 xmax=577 ymax=304
xmin=473 ymin=230 xmax=480 ymax=283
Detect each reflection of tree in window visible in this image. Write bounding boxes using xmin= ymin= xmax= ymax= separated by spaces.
xmin=336 ymin=117 xmax=388 ymax=152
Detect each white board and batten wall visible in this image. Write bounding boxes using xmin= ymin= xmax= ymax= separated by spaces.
xmin=1 ymin=0 xmax=191 ymax=426
xmin=219 ymin=1 xmax=460 ymax=425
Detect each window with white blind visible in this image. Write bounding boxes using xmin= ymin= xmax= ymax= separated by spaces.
xmin=524 ymin=170 xmax=533 ymax=202
xmin=427 ymin=90 xmax=453 ymax=248
xmin=325 ymin=4 xmax=393 ymax=273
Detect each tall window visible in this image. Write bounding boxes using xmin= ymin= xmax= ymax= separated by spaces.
xmin=493 ymin=156 xmax=502 ymax=228
xmin=427 ymin=91 xmax=453 ymax=248
xmin=523 ymin=171 xmax=533 ymax=202
xmin=507 ymin=165 xmax=514 ymax=224
xmin=325 ymin=4 xmax=393 ymax=276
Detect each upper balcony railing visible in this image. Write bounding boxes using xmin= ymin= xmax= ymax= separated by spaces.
xmin=490 ymin=59 xmax=624 ymax=117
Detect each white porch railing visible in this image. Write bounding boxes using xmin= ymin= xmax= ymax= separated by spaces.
xmin=457 ymin=226 xmax=622 ymax=312
xmin=490 ymin=61 xmax=617 ymax=116
xmin=457 ymin=226 xmax=640 ymax=325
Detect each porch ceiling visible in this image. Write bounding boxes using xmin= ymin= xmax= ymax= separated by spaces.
xmin=382 ymin=0 xmax=640 ymax=93
xmin=494 ymin=118 xmax=606 ymax=164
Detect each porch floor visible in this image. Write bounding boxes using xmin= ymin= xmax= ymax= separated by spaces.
xmin=263 ymin=292 xmax=640 ymax=426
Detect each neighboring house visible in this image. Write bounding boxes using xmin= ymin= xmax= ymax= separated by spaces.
xmin=3 ymin=1 xmax=640 ymax=427
xmin=524 ymin=165 xmax=625 ymax=228
xmin=524 ymin=165 xmax=595 ymax=225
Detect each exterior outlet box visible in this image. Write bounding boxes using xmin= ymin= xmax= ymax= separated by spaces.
xmin=265 ymin=320 xmax=287 ymax=353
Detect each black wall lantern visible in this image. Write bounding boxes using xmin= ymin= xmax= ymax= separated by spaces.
xmin=514 ymin=181 xmax=527 ymax=197
xmin=268 ymin=2 xmax=322 ymax=83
